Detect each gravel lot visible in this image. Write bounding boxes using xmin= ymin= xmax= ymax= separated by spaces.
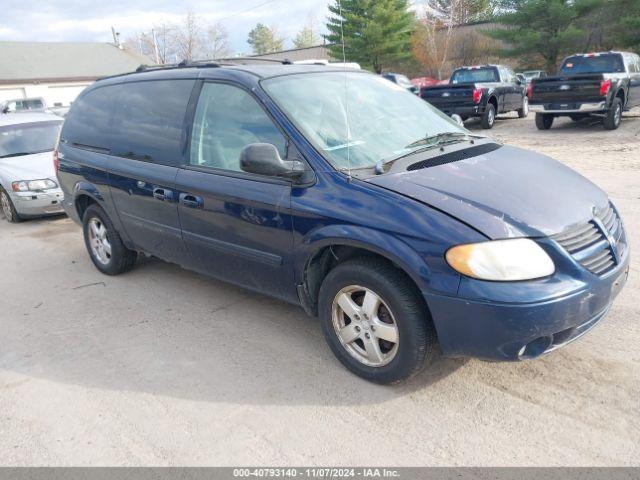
xmin=1 ymin=111 xmax=638 ymax=466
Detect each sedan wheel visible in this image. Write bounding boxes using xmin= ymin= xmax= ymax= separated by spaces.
xmin=331 ymin=285 xmax=400 ymax=367
xmin=1 ymin=190 xmax=19 ymax=223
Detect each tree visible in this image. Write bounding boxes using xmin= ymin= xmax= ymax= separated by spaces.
xmin=124 ymin=12 xmax=230 ymax=63
xmin=325 ymin=0 xmax=416 ymax=73
xmin=203 ymin=22 xmax=231 ymax=59
xmin=293 ymin=26 xmax=321 ymax=49
xmin=484 ymin=0 xmax=602 ymax=71
xmin=247 ymin=23 xmax=284 ymax=55
xmin=173 ymin=10 xmax=202 ymax=61
xmin=428 ymin=0 xmax=492 ymax=23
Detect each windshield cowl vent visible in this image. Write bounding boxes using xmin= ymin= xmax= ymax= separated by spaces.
xmin=406 ymin=143 xmax=502 ymax=171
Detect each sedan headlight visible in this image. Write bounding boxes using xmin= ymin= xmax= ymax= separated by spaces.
xmin=11 ymin=179 xmax=58 ymax=192
xmin=446 ymin=238 xmax=555 ymax=281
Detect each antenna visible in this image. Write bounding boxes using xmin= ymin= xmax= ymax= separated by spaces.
xmin=337 ymin=0 xmax=352 ymax=181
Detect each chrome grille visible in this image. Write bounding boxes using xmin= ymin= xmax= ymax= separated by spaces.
xmin=552 ymin=203 xmax=624 ymax=276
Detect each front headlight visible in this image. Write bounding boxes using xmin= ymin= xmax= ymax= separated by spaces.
xmin=446 ymin=238 xmax=555 ymax=281
xmin=12 ymin=179 xmax=58 ymax=192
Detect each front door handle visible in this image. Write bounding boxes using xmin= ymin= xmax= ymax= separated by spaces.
xmin=179 ymin=193 xmax=204 ymax=209
xmin=153 ymin=187 xmax=174 ymax=201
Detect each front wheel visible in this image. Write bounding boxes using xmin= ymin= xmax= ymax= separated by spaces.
xmin=604 ymin=97 xmax=622 ymax=130
xmin=0 ymin=188 xmax=20 ymax=223
xmin=535 ymin=113 xmax=554 ymax=130
xmin=83 ymin=204 xmax=137 ymax=275
xmin=318 ymin=258 xmax=437 ymax=384
xmin=517 ymin=96 xmax=529 ymax=118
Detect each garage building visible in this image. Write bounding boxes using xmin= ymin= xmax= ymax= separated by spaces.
xmin=0 ymin=41 xmax=152 ymax=107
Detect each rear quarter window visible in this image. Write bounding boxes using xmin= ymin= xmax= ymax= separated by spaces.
xmin=110 ymin=80 xmax=195 ymax=166
xmin=61 ymin=86 xmax=115 ymax=151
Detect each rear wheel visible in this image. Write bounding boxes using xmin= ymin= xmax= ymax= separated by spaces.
xmin=83 ymin=204 xmax=137 ymax=275
xmin=0 ymin=188 xmax=20 ymax=223
xmin=481 ymin=103 xmax=496 ymax=129
xmin=318 ymin=258 xmax=437 ymax=384
xmin=604 ymin=97 xmax=622 ymax=130
xmin=535 ymin=113 xmax=554 ymax=130
xmin=517 ymin=96 xmax=529 ymax=118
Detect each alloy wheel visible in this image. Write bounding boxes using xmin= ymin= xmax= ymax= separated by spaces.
xmin=1 ymin=192 xmax=13 ymax=221
xmin=331 ymin=285 xmax=400 ymax=367
xmin=88 ymin=217 xmax=112 ymax=265
xmin=614 ymin=104 xmax=621 ymax=126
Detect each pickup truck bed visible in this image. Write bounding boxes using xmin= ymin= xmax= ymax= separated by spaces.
xmin=529 ymin=51 xmax=640 ymax=130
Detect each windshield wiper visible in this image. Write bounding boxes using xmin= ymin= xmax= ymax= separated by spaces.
xmin=376 ymin=132 xmax=483 ymax=173
xmin=404 ymin=132 xmax=482 ymax=150
xmin=0 ymin=152 xmax=32 ymax=158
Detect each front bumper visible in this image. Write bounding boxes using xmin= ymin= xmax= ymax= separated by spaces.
xmin=11 ymin=189 xmax=65 ymax=217
xmin=424 ymin=254 xmax=629 ymax=361
xmin=530 ymin=101 xmax=607 ymax=114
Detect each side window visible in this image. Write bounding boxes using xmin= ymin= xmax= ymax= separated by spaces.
xmin=189 ymin=82 xmax=286 ymax=172
xmin=110 ymin=79 xmax=195 ymax=166
xmin=61 ymin=86 xmax=115 ymax=151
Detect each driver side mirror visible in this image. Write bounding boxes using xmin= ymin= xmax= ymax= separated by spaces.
xmin=240 ymin=143 xmax=308 ymax=182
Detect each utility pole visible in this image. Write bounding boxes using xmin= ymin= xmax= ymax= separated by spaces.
xmin=151 ymin=28 xmax=160 ymax=64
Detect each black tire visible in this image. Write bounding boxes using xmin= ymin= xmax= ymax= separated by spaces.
xmin=82 ymin=203 xmax=137 ymax=275
xmin=0 ymin=187 xmax=21 ymax=223
xmin=517 ymin=96 xmax=529 ymax=118
xmin=604 ymin=97 xmax=622 ymax=130
xmin=481 ymin=103 xmax=496 ymax=129
xmin=535 ymin=113 xmax=554 ymax=130
xmin=318 ymin=258 xmax=437 ymax=384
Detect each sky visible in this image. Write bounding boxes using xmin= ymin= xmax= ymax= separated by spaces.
xmin=0 ymin=0 xmax=338 ymax=55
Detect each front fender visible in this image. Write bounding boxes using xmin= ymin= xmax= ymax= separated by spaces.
xmin=295 ymin=224 xmax=438 ymax=294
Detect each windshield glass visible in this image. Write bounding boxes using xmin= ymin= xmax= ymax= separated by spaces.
xmin=262 ymin=72 xmax=468 ymax=170
xmin=560 ymin=54 xmax=625 ymax=74
xmin=523 ymin=71 xmax=541 ymax=79
xmin=0 ymin=121 xmax=62 ymax=158
xmin=451 ymin=68 xmax=498 ymax=83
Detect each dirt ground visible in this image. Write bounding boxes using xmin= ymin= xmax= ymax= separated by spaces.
xmin=0 ymin=110 xmax=638 ymax=466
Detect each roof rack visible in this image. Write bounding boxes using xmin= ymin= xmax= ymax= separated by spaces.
xmin=215 ymin=57 xmax=294 ymax=65
xmin=97 ymin=56 xmax=296 ymax=82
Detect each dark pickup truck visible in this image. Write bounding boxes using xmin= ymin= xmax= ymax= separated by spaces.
xmin=530 ymin=51 xmax=640 ymax=130
xmin=421 ymin=65 xmax=528 ymax=129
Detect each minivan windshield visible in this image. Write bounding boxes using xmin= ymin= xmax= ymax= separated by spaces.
xmin=560 ymin=54 xmax=625 ymax=75
xmin=262 ymin=72 xmax=469 ymax=170
xmin=0 ymin=121 xmax=62 ymax=158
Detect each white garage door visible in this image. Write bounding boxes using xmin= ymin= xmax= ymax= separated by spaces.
xmin=0 ymin=88 xmax=26 ymax=102
xmin=46 ymin=84 xmax=89 ymax=107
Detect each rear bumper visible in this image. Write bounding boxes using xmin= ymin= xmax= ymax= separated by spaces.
xmin=426 ymin=103 xmax=484 ymax=118
xmin=11 ymin=189 xmax=65 ymax=217
xmin=530 ymin=101 xmax=607 ymax=114
xmin=424 ymin=254 xmax=629 ymax=361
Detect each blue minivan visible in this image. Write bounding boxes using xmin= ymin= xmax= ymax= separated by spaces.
xmin=56 ymin=62 xmax=629 ymax=384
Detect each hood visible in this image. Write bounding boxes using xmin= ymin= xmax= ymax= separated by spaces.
xmin=0 ymin=151 xmax=56 ymax=182
xmin=367 ymin=144 xmax=608 ymax=239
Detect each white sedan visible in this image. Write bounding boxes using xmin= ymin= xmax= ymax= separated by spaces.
xmin=0 ymin=113 xmax=65 ymax=223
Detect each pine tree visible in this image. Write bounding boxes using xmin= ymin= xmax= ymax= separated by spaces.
xmin=247 ymin=23 xmax=284 ymax=55
xmin=293 ymin=26 xmax=321 ymax=49
xmin=325 ymin=0 xmax=415 ymax=73
xmin=485 ymin=0 xmax=602 ymax=70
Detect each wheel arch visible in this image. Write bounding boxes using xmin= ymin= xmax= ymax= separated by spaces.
xmin=296 ymin=227 xmax=432 ymax=317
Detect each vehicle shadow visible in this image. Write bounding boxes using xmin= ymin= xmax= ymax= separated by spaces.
xmin=2 ymin=225 xmax=469 ymax=405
